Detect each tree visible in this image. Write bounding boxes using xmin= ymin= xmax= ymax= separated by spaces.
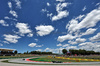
xmin=24 ymin=52 xmax=27 ymax=54
xmin=27 ymin=51 xmax=29 ymax=54
xmin=14 ymin=50 xmax=18 ymax=54
xmin=62 ymin=49 xmax=67 ymax=54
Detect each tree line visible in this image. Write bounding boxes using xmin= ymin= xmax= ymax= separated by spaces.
xmin=62 ymin=49 xmax=100 ymax=55
xmin=23 ymin=51 xmax=53 ymax=55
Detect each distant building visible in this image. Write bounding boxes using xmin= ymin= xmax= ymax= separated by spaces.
xmin=0 ymin=48 xmax=16 ymax=56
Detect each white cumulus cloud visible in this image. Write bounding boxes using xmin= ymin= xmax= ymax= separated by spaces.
xmin=28 ymin=43 xmax=37 ymax=47
xmin=75 ymin=38 xmax=86 ymax=43
xmin=82 ymin=6 xmax=86 ymax=11
xmin=44 ymin=48 xmax=60 ymax=53
xmin=57 ymin=34 xmax=76 ymax=42
xmin=27 ymin=33 xmax=33 ymax=37
xmin=68 ymin=40 xmax=77 ymax=45
xmin=9 ymin=10 xmax=18 ymax=18
xmin=3 ymin=34 xmax=21 ymax=43
xmin=0 ymin=20 xmax=9 ymax=26
xmin=89 ymin=33 xmax=100 ymax=41
xmin=82 ymin=28 xmax=97 ymax=36
xmin=14 ymin=0 xmax=22 ymax=9
xmin=28 ymin=43 xmax=43 ymax=48
xmin=56 ymin=0 xmax=65 ymax=2
xmin=52 ymin=11 xmax=69 ymax=21
xmin=41 ymin=8 xmax=48 ymax=13
xmin=16 ymin=23 xmax=33 ymax=37
xmin=68 ymin=38 xmax=86 ymax=44
xmin=78 ymin=42 xmax=100 ymax=52
xmin=36 ymin=45 xmax=43 ymax=47
xmin=51 ymin=2 xmax=69 ymax=21
xmin=34 ymin=39 xmax=38 ymax=42
xmin=8 ymin=2 xmax=12 ymax=9
xmin=57 ymin=44 xmax=62 ymax=46
xmin=66 ymin=8 xmax=100 ymax=33
xmin=47 ymin=2 xmax=50 ymax=6
xmin=35 ymin=25 xmax=54 ymax=36
xmin=75 ymin=15 xmax=85 ymax=20
xmin=36 ymin=49 xmax=42 ymax=51
xmin=3 ymin=41 xmax=9 ymax=44
xmin=62 ymin=44 xmax=69 ymax=47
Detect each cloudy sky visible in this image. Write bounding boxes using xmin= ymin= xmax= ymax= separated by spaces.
xmin=0 ymin=0 xmax=100 ymax=53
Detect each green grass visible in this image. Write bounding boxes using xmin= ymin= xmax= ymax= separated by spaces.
xmin=0 ymin=54 xmax=39 ymax=59
xmin=29 ymin=57 xmax=84 ymax=62
xmin=30 ymin=57 xmax=70 ymax=62
xmin=29 ymin=56 xmax=100 ymax=62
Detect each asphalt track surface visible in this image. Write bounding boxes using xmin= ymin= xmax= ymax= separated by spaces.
xmin=0 ymin=59 xmax=100 ymax=66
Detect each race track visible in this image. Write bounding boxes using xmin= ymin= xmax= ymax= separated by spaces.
xmin=0 ymin=59 xmax=100 ymax=66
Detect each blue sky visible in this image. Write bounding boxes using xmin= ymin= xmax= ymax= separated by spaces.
xmin=0 ymin=0 xmax=100 ymax=53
